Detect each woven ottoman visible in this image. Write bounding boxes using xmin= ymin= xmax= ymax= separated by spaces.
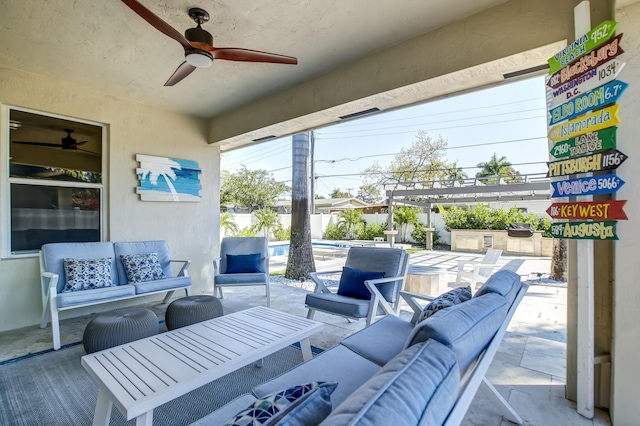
xmin=165 ymin=295 xmax=223 ymax=330
xmin=83 ymin=308 xmax=159 ymax=354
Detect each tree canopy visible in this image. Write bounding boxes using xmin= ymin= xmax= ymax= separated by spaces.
xmin=221 ymin=166 xmax=290 ymax=209
xmin=475 ymin=153 xmax=521 ymax=183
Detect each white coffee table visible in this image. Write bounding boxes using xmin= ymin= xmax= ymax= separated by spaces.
xmin=82 ymin=306 xmax=323 ymax=426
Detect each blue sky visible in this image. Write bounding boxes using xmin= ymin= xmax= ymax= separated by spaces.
xmin=221 ymin=75 xmax=548 ymax=198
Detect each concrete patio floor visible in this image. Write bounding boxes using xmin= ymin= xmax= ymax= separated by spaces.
xmin=0 ymin=249 xmax=611 ymax=426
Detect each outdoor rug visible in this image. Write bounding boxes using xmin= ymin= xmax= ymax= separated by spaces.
xmin=0 ymin=343 xmax=315 ymax=426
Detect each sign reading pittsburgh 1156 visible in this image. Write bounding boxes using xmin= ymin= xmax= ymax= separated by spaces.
xmin=547 ymin=149 xmax=627 ymax=177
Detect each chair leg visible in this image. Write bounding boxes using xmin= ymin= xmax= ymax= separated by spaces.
xmin=479 ymin=377 xmax=523 ymax=424
xmin=307 ymin=308 xmax=315 ymax=320
xmin=215 ymin=286 xmax=224 ymax=299
xmin=266 ymin=283 xmax=271 ymax=308
xmin=50 ymin=308 xmax=61 ymax=350
xmin=162 ymin=290 xmax=175 ymax=304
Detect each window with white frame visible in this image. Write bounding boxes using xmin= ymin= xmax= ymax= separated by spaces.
xmin=7 ymin=108 xmax=105 ymax=255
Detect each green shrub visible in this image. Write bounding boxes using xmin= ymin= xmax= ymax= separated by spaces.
xmin=356 ymin=223 xmax=386 ymax=240
xmin=324 ymin=223 xmax=345 ymax=240
xmin=273 ymin=225 xmax=291 ymax=241
xmin=442 ymin=203 xmax=551 ymax=236
xmin=236 ymin=227 xmax=257 ymax=237
xmin=411 ymin=223 xmax=444 ymax=246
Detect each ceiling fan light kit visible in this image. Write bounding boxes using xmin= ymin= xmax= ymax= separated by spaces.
xmin=121 ymin=0 xmax=297 ymax=86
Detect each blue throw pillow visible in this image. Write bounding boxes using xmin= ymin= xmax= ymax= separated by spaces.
xmin=417 ymin=286 xmax=472 ymax=323
xmin=337 ymin=266 xmax=385 ymax=300
xmin=120 ymin=252 xmax=166 ymax=283
xmin=63 ymin=258 xmax=113 ymax=292
xmin=226 ymin=253 xmax=263 ymax=274
xmin=224 ymin=381 xmax=337 ymax=425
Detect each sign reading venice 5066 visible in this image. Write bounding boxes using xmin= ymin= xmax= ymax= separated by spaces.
xmin=549 ymin=80 xmax=627 ymax=125
xmin=548 ymin=20 xmax=618 ymax=74
xmin=550 ymin=127 xmax=616 ymax=159
xmin=550 ymin=221 xmax=618 ymax=240
xmin=551 ymin=174 xmax=625 ymax=197
xmin=548 ymin=104 xmax=620 ymax=143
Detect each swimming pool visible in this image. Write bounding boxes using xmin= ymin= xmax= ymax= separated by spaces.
xmin=268 ymin=242 xmax=344 ymax=256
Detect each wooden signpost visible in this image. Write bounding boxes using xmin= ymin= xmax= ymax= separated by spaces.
xmin=546 ymin=200 xmax=627 ymax=220
xmin=549 ymin=80 xmax=627 ymax=125
xmin=549 ymin=221 xmax=618 ymax=240
xmin=548 ymin=20 xmax=618 ymax=73
xmin=550 ymin=127 xmax=616 ymax=159
xmin=547 ymin=148 xmax=627 ymax=177
xmin=548 ymin=59 xmax=625 ymax=108
xmin=550 ymin=174 xmax=625 ymax=197
xmin=548 ymin=104 xmax=620 ymax=143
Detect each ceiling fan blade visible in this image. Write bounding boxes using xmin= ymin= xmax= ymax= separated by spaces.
xmin=211 ymin=48 xmax=298 ymax=64
xmin=164 ymin=62 xmax=197 ymax=86
xmin=77 ymin=148 xmax=101 ymax=156
xmin=13 ymin=141 xmax=62 ymax=148
xmin=121 ymin=0 xmax=193 ymax=51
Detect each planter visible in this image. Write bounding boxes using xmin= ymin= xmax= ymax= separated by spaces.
xmin=450 ymin=229 xmax=552 ymax=257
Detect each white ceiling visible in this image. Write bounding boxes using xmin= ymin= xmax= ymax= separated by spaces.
xmin=0 ymin=0 xmax=509 ymax=119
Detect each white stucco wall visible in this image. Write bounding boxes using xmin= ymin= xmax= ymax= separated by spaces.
xmin=0 ymin=67 xmax=220 ymax=332
xmin=612 ymin=3 xmax=640 ymax=424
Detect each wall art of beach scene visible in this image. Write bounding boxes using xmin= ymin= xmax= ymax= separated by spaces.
xmin=135 ymin=154 xmax=202 ymax=202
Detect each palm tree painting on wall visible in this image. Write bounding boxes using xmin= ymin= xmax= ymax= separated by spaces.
xmin=135 ymin=154 xmax=202 ymax=202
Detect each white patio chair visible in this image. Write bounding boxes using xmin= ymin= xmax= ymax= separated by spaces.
xmin=455 ymin=248 xmax=502 ymax=288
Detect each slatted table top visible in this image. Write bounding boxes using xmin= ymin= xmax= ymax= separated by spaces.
xmin=82 ymin=306 xmax=323 ymax=421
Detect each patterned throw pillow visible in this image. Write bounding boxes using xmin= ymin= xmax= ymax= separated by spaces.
xmin=224 ymin=382 xmax=337 ymax=426
xmin=120 ymin=252 xmax=166 ymax=283
xmin=417 ymin=286 xmax=472 ymax=323
xmin=63 ymin=258 xmax=113 ymax=292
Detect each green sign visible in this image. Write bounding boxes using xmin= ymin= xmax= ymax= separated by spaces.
xmin=548 ymin=20 xmax=618 ymax=74
xmin=550 ymin=127 xmax=617 ymax=159
xmin=549 ymin=221 xmax=618 ymax=240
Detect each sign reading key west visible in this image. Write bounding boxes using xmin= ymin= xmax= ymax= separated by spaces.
xmin=548 ymin=20 xmax=618 ymax=74
xmin=550 ymin=174 xmax=625 ymax=197
xmin=549 ymin=80 xmax=627 ymax=125
xmin=550 ymin=127 xmax=616 ymax=159
xmin=546 ymin=200 xmax=627 ymax=220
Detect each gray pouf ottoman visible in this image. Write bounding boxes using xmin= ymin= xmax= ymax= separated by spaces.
xmin=165 ymin=295 xmax=223 ymax=330
xmin=83 ymin=308 xmax=159 ymax=354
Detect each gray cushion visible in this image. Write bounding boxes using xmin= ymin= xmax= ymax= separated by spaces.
xmin=474 ymin=269 xmax=521 ymax=304
xmin=305 ymin=293 xmax=372 ymax=318
xmin=220 ymin=237 xmax=269 ymax=275
xmin=320 ymin=340 xmax=460 ymax=426
xmin=340 ymin=314 xmax=414 ymax=366
xmin=41 ymin=242 xmax=118 ymax=293
xmin=114 ymin=241 xmax=174 ymax=284
xmin=405 ymin=292 xmax=509 ymax=372
xmin=417 ymin=286 xmax=472 ymax=322
xmin=253 ymin=345 xmax=381 ymax=408
xmin=344 ymin=247 xmax=406 ymax=303
xmin=215 ymin=272 xmax=268 ymax=285
xmin=132 ymin=276 xmax=192 ymax=295
xmin=190 ymin=394 xmax=257 ymax=425
xmin=57 ymin=284 xmax=136 ymax=308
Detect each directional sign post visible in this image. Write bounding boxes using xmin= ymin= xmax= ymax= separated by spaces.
xmin=548 ymin=104 xmax=620 ymax=143
xmin=550 ymin=127 xmax=617 ymax=159
xmin=551 ymin=174 xmax=625 ymax=197
xmin=549 ymin=80 xmax=627 ymax=125
xmin=549 ymin=59 xmax=625 ymax=108
xmin=548 ymin=20 xmax=618 ymax=73
xmin=547 ymin=149 xmax=627 ymax=177
xmin=549 ymin=221 xmax=618 ymax=240
xmin=546 ymin=200 xmax=627 ymax=220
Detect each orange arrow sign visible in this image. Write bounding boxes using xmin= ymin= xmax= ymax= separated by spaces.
xmin=546 ymin=200 xmax=627 ymax=220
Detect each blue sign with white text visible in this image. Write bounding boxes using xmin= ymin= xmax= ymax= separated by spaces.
xmin=549 ymin=80 xmax=628 ymax=125
xmin=551 ymin=174 xmax=625 ymax=198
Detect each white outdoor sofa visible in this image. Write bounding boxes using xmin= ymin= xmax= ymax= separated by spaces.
xmin=39 ymin=240 xmax=191 ymax=350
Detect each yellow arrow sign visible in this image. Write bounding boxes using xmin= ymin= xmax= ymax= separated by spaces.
xmin=548 ymin=104 xmax=620 ymax=143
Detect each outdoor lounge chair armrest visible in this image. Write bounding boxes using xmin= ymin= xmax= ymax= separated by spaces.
xmin=364 ymin=279 xmax=400 ymax=323
xmin=170 ymin=259 xmax=191 ymax=277
xmin=309 ymin=270 xmax=343 ymax=294
xmin=457 ymin=260 xmax=497 ymax=271
xmin=41 ymin=271 xmax=59 ymax=292
xmin=213 ymin=257 xmax=222 ymax=275
xmin=400 ymin=290 xmax=436 ymax=323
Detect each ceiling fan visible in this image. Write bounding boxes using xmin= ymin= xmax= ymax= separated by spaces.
xmin=121 ymin=0 xmax=298 ymax=86
xmin=13 ymin=129 xmax=98 ymax=155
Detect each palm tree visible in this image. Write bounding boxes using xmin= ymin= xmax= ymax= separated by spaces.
xmin=337 ymin=208 xmax=363 ymax=239
xmin=393 ymin=206 xmax=419 ymax=243
xmin=445 ymin=162 xmax=467 ymax=185
xmin=139 ymin=158 xmax=181 ymax=201
xmin=285 ymin=132 xmax=316 ymax=279
xmin=251 ymin=208 xmax=280 ymax=240
xmin=220 ymin=212 xmax=239 ymax=236
xmin=475 ymin=153 xmax=520 ymax=184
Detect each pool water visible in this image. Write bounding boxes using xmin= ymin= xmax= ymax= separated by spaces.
xmin=268 ymin=242 xmax=342 ymax=256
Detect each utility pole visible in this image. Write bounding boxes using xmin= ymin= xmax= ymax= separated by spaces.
xmin=310 ymin=131 xmax=315 ymax=214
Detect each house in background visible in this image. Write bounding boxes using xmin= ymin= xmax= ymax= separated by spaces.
xmin=275 ymin=197 xmax=370 ymax=214
xmin=1 ymin=0 xmax=640 ymax=422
